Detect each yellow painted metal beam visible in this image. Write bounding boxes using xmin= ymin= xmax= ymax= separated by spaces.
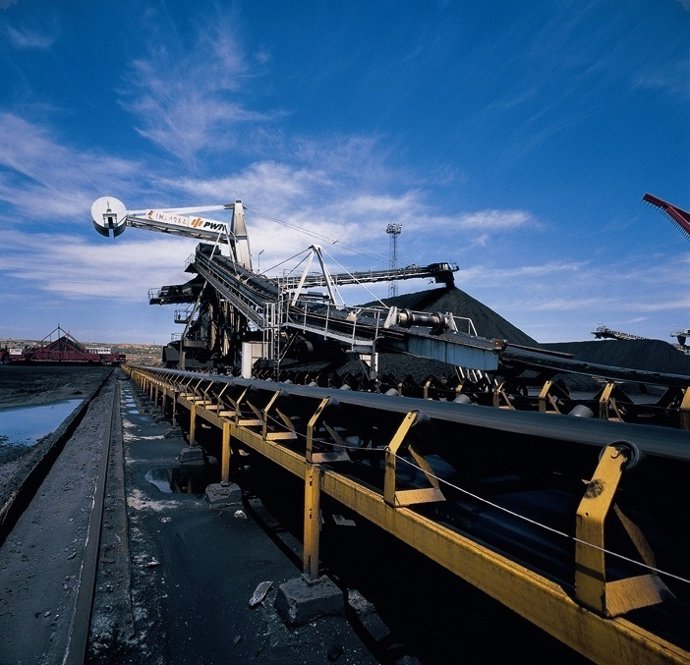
xmin=680 ymin=387 xmax=690 ymax=431
xmin=538 ymin=379 xmax=569 ymax=415
xmin=221 ymin=420 xmax=232 ymax=483
xmin=303 ymin=464 xmax=322 ymax=579
xmin=383 ymin=411 xmax=444 ymax=507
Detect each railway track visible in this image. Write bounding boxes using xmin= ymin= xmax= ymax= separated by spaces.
xmin=0 ymin=370 xmax=120 ymax=664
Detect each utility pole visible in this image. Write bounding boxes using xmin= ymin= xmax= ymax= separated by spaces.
xmin=386 ymin=223 xmax=402 ymax=298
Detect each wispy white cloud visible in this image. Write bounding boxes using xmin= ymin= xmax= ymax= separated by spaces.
xmin=633 ymin=59 xmax=690 ymax=99
xmin=0 ymin=113 xmax=141 ymax=220
xmin=120 ymin=5 xmax=280 ymax=164
xmin=0 ymin=229 xmax=196 ymax=300
xmin=472 ymin=260 xmax=589 ymax=279
xmin=456 ymin=209 xmax=535 ymax=230
xmin=0 ymin=0 xmax=19 ymax=9
xmin=156 ymin=161 xmax=320 ymax=206
xmin=5 ymin=24 xmax=55 ymax=49
xmin=0 ymin=107 xmax=532 ymax=296
xmin=457 ymin=249 xmax=690 ymax=342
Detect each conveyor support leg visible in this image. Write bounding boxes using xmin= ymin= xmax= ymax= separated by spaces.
xmin=680 ymin=387 xmax=690 ymax=430
xmin=221 ymin=420 xmax=232 ymax=483
xmin=303 ymin=463 xmax=322 ymax=580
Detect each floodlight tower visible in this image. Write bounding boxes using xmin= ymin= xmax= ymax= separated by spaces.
xmin=386 ymin=223 xmax=402 ymax=298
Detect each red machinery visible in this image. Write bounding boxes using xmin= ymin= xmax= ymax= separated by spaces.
xmin=1 ymin=326 xmax=125 ymax=365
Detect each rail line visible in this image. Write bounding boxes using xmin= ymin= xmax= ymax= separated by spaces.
xmin=0 ymin=370 xmax=118 ymax=665
xmin=127 ymin=365 xmax=690 ymax=665
xmin=64 ymin=374 xmax=119 ymax=664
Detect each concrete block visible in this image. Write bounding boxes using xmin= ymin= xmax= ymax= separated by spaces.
xmin=205 ymin=482 xmax=242 ymax=509
xmin=274 ymin=574 xmax=344 ymax=626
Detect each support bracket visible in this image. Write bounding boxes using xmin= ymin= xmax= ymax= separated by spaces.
xmin=384 ymin=411 xmax=445 ymax=507
xmin=575 ymin=441 xmax=670 ymax=616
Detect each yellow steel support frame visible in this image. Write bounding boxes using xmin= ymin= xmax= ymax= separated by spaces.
xmin=231 ymin=388 xmax=262 ymax=428
xmin=303 ymin=463 xmax=322 ymax=580
xmin=204 ymin=383 xmax=228 ymax=413
xmin=383 ymin=411 xmax=445 ymax=507
xmin=180 ymin=378 xmax=200 ymax=401
xmin=260 ymin=390 xmax=297 ymax=442
xmin=598 ymin=383 xmax=631 ymax=422
xmin=189 ymin=402 xmax=197 ymax=445
xmin=305 ymin=397 xmax=350 ymax=464
xmin=538 ymin=379 xmax=569 ymax=415
xmin=211 ymin=383 xmax=238 ymax=419
xmin=126 ymin=368 xmax=689 ymax=665
xmin=492 ymin=381 xmax=515 ymax=410
xmin=575 ymin=443 xmax=668 ymax=618
xmin=221 ymin=420 xmax=232 ymax=483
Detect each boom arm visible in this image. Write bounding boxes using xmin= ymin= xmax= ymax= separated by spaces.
xmin=643 ymin=193 xmax=690 ymax=240
xmin=91 ymin=196 xmax=252 ymax=270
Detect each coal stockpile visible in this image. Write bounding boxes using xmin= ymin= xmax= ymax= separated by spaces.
xmin=374 ymin=287 xmax=690 ymax=383
xmin=542 ymin=338 xmax=690 ymax=375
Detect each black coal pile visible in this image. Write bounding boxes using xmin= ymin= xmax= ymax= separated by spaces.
xmin=379 ymin=288 xmax=690 ymax=381
xmin=542 ymin=339 xmax=690 ymax=375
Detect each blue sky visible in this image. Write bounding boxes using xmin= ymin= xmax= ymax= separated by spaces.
xmin=0 ymin=0 xmax=688 ymax=346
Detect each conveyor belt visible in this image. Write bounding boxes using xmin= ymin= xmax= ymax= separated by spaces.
xmin=178 ymin=372 xmax=689 ymax=462
xmin=128 ymin=365 xmax=690 ymax=664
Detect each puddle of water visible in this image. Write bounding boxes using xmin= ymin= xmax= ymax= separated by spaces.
xmin=145 ymin=467 xmax=173 ymax=493
xmin=0 ymin=399 xmax=82 ymax=448
xmin=145 ymin=464 xmax=218 ymax=495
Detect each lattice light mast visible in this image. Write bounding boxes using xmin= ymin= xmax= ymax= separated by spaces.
xmin=386 ymin=223 xmax=402 ymax=298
